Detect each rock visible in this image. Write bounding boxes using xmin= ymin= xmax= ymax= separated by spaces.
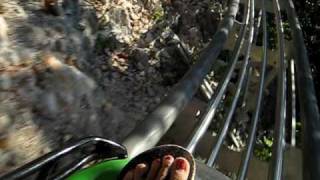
xmin=98 ymin=0 xmax=108 ymax=4
xmin=43 ymin=92 xmax=59 ymax=114
xmin=63 ymin=134 xmax=73 ymax=142
xmin=144 ymin=0 xmax=162 ymax=10
xmin=131 ymin=48 xmax=149 ymax=67
xmin=136 ymin=62 xmax=144 ymax=70
xmin=141 ymin=17 xmax=149 ymax=25
xmin=111 ymin=72 xmax=120 ymax=79
xmin=158 ymin=48 xmax=171 ymax=60
xmin=0 ymin=150 xmax=14 ymax=168
xmin=197 ymin=9 xmax=221 ymax=41
xmin=139 ymin=71 xmax=146 ymax=76
xmin=0 ymin=16 xmax=8 ymax=45
xmin=96 ymin=32 xmax=123 ymax=51
xmin=0 ymin=114 xmax=11 ymax=135
xmin=187 ymin=27 xmax=202 ymax=45
xmin=0 ymin=73 xmax=11 ymax=90
xmin=28 ymin=54 xmax=97 ymax=116
xmin=109 ymin=7 xmax=130 ymax=28
xmin=0 ymin=0 xmax=189 ymax=173
xmin=130 ymin=12 xmax=140 ymax=21
xmin=144 ymin=32 xmax=155 ymax=43
xmin=43 ymin=0 xmax=60 ymax=16
xmin=146 ymin=87 xmax=156 ymax=96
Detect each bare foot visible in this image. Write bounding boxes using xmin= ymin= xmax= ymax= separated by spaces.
xmin=123 ymin=155 xmax=191 ymax=180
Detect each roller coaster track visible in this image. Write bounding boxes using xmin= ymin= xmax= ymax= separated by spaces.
xmin=1 ymin=0 xmax=319 ymax=179
xmin=122 ymin=0 xmax=320 ymax=179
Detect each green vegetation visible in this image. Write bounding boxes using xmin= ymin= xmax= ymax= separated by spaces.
xmin=152 ymin=7 xmax=164 ymax=22
xmin=254 ymin=136 xmax=273 ymax=161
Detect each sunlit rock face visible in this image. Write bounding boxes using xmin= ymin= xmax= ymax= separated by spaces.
xmin=0 ymin=0 xmax=172 ymax=173
xmin=0 ymin=0 xmax=131 ymax=173
xmin=0 ymin=0 xmax=225 ymax=174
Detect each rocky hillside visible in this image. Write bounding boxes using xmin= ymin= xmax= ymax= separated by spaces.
xmin=0 ymin=0 xmax=224 ymax=173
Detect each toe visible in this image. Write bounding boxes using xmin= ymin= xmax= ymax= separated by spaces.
xmin=123 ymin=170 xmax=134 ymax=180
xmin=134 ymin=163 xmax=148 ymax=180
xmin=156 ymin=155 xmax=175 ymax=180
xmin=170 ymin=157 xmax=190 ymax=180
xmin=146 ymin=159 xmax=161 ymax=180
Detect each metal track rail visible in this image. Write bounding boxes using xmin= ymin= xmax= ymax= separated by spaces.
xmin=1 ymin=0 xmax=320 ymax=180
xmin=283 ymin=0 xmax=320 ymax=179
xmin=206 ymin=0 xmax=256 ymax=167
xmin=269 ymin=0 xmax=287 ymax=179
xmin=289 ymin=59 xmax=296 ymax=147
xmin=253 ymin=9 xmax=262 ymax=44
xmin=186 ymin=0 xmax=251 ymax=153
xmin=122 ymin=0 xmax=320 ymax=179
xmin=122 ymin=0 xmax=241 ymax=157
xmin=239 ymin=63 xmax=252 ymax=108
xmin=237 ymin=0 xmax=268 ymax=179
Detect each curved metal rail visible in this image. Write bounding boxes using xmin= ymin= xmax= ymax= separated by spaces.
xmin=186 ymin=0 xmax=251 ymax=153
xmin=206 ymin=0 xmax=256 ymax=167
xmin=237 ymin=0 xmax=268 ymax=179
xmin=122 ymin=0 xmax=320 ymax=179
xmin=122 ymin=0 xmax=241 ymax=157
xmin=0 ymin=0 xmax=319 ymax=180
xmin=239 ymin=64 xmax=253 ymax=108
xmin=0 ymin=137 xmax=127 ymax=180
xmin=289 ymin=59 xmax=297 ymax=147
xmin=283 ymin=0 xmax=320 ymax=179
xmin=269 ymin=0 xmax=287 ymax=179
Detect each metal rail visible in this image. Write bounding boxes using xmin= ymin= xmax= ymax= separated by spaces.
xmin=0 ymin=137 xmax=127 ymax=180
xmin=237 ymin=0 xmax=268 ymax=179
xmin=0 ymin=0 xmax=319 ymax=180
xmin=186 ymin=0 xmax=251 ymax=153
xmin=176 ymin=40 xmax=214 ymax=101
xmin=239 ymin=63 xmax=252 ymax=108
xmin=283 ymin=0 xmax=320 ymax=179
xmin=253 ymin=9 xmax=262 ymax=44
xmin=206 ymin=0 xmax=256 ymax=167
xmin=269 ymin=0 xmax=287 ymax=179
xmin=122 ymin=0 xmax=241 ymax=157
xmin=52 ymin=155 xmax=96 ymax=180
xmin=290 ymin=59 xmax=296 ymax=147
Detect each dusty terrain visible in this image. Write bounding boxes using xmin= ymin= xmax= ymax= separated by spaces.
xmin=0 ymin=0 xmax=225 ymax=173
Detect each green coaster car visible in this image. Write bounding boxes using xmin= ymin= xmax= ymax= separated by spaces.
xmin=68 ymin=159 xmax=129 ymax=180
xmin=0 ymin=137 xmax=130 ymax=180
xmin=1 ymin=136 xmax=232 ymax=180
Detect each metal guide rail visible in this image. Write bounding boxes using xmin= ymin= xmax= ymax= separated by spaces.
xmin=0 ymin=0 xmax=319 ymax=179
xmin=122 ymin=0 xmax=320 ymax=179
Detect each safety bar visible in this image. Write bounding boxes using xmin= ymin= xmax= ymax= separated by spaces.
xmin=52 ymin=154 xmax=96 ymax=180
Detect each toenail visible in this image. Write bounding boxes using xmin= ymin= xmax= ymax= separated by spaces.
xmin=165 ymin=156 xmax=172 ymax=160
xmin=176 ymin=159 xmax=187 ymax=171
xmin=136 ymin=163 xmax=147 ymax=169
